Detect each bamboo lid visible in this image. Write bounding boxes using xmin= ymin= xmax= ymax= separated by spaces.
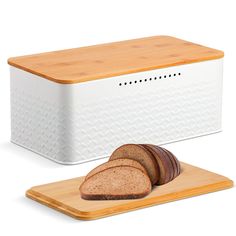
xmin=8 ymin=36 xmax=224 ymax=84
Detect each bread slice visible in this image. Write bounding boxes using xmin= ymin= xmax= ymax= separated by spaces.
xmin=85 ymin=158 xmax=147 ymax=180
xmin=80 ymin=166 xmax=152 ymax=200
xmin=161 ymin=147 xmax=181 ymax=176
xmin=142 ymin=144 xmax=174 ymax=185
xmin=154 ymin=145 xmax=174 ymax=182
xmin=109 ymin=144 xmax=159 ymax=185
xmin=159 ymin=147 xmax=177 ymax=180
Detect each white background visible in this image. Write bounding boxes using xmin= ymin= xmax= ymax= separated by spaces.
xmin=0 ymin=0 xmax=235 ymax=235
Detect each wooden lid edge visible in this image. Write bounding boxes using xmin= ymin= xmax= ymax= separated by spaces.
xmin=8 ymin=54 xmax=224 ymax=84
xmin=7 ymin=50 xmax=224 ymax=84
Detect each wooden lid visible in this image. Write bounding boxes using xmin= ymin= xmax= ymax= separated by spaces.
xmin=8 ymin=36 xmax=224 ymax=84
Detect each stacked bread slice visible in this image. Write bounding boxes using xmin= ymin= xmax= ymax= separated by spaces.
xmin=80 ymin=144 xmax=181 ymax=200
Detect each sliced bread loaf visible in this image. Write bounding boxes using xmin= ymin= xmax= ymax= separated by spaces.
xmin=109 ymin=144 xmax=159 ymax=185
xmin=85 ymin=158 xmax=147 ymax=180
xmin=80 ymin=166 xmax=152 ymax=200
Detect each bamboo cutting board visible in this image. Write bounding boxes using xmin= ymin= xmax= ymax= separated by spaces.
xmin=26 ymin=162 xmax=233 ymax=220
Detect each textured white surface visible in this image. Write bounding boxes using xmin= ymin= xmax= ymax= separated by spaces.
xmin=10 ymin=59 xmax=223 ymax=164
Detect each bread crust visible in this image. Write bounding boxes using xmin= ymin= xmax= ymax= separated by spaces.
xmin=81 ymin=192 xmax=150 ymax=200
xmin=153 ymin=145 xmax=175 ymax=183
xmin=161 ymin=147 xmax=181 ymax=176
xmin=172 ymin=152 xmax=181 ymax=175
xmin=160 ymin=147 xmax=176 ymax=180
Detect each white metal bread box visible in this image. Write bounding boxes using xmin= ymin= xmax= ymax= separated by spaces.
xmin=8 ymin=36 xmax=224 ymax=164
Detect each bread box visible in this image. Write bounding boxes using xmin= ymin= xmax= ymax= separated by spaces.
xmin=8 ymin=36 xmax=224 ymax=164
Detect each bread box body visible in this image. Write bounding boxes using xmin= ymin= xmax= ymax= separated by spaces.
xmin=8 ymin=36 xmax=224 ymax=164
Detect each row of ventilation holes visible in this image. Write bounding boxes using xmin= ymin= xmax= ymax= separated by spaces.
xmin=119 ymin=72 xmax=181 ymax=86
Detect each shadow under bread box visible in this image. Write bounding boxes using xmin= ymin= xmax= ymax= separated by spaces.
xmin=8 ymin=36 xmax=224 ymax=164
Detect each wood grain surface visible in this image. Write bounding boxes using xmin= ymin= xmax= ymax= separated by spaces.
xmin=8 ymin=36 xmax=224 ymax=84
xmin=26 ymin=162 xmax=233 ymax=220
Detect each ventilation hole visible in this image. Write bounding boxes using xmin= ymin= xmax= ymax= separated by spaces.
xmin=119 ymin=72 xmax=182 ymax=86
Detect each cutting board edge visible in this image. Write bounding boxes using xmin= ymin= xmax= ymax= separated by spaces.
xmin=26 ymin=189 xmax=87 ymax=220
xmin=25 ymin=178 xmax=233 ymax=220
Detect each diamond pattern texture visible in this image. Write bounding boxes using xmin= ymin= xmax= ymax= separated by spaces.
xmin=10 ymin=60 xmax=223 ymax=164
